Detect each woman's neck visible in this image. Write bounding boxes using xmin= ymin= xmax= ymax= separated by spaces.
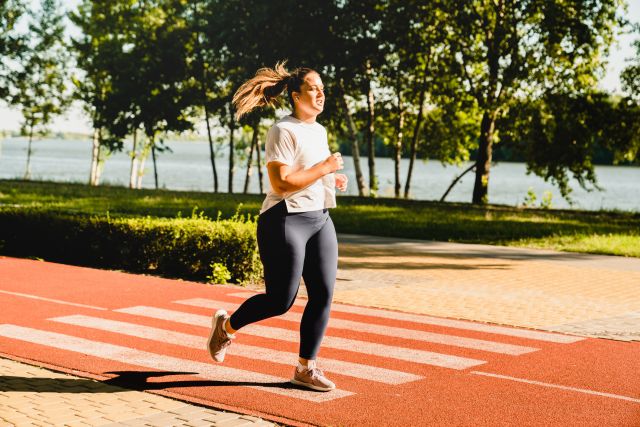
xmin=292 ymin=110 xmax=317 ymax=124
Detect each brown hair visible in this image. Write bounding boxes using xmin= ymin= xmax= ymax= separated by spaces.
xmin=232 ymin=61 xmax=317 ymax=120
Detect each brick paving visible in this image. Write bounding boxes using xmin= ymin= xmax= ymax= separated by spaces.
xmin=0 ymin=358 xmax=275 ymax=427
xmin=2 ymin=233 xmax=639 ymax=426
xmin=327 ymin=234 xmax=640 ymax=342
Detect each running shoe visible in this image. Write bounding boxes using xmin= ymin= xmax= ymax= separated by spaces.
xmin=207 ymin=309 xmax=234 ymax=362
xmin=291 ymin=362 xmax=336 ymax=392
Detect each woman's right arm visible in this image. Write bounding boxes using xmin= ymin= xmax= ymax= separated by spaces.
xmin=267 ymin=153 xmax=343 ymax=195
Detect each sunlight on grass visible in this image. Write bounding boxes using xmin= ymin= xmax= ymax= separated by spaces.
xmin=515 ymin=234 xmax=640 ymax=257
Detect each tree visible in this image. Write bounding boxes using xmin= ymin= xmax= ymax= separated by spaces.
xmin=329 ymin=0 xmax=386 ymax=197
xmin=131 ymin=0 xmax=195 ymax=189
xmin=622 ymin=36 xmax=640 ymax=99
xmin=70 ymin=0 xmax=127 ymax=186
xmin=442 ymin=0 xmax=623 ymax=204
xmin=85 ymin=0 xmax=195 ymax=189
xmin=200 ymin=0 xmax=256 ymax=194
xmin=186 ymin=0 xmax=221 ymax=192
xmin=10 ymin=0 xmax=70 ymax=180
xmin=617 ymin=31 xmax=640 ymax=164
xmin=377 ymin=0 xmax=454 ymax=199
xmin=601 ymin=96 xmax=640 ymax=166
xmin=0 ymin=0 xmax=26 ymax=101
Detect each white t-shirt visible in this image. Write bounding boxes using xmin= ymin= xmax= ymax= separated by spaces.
xmin=261 ymin=115 xmax=337 ymax=213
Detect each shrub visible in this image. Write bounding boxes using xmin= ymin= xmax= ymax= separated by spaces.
xmin=208 ymin=262 xmax=232 ymax=284
xmin=0 ymin=207 xmax=262 ymax=285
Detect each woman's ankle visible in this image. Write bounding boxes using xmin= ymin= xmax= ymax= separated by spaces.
xmin=224 ymin=318 xmax=237 ymax=335
xmin=297 ymin=358 xmax=315 ymax=370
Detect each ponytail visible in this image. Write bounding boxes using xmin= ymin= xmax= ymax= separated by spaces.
xmin=232 ymin=61 xmax=318 ymax=120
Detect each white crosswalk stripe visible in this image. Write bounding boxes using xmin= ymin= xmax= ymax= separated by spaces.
xmin=0 ymin=324 xmax=353 ymax=402
xmin=226 ymin=292 xmax=584 ymax=344
xmin=116 ymin=305 xmax=487 ymax=370
xmin=50 ymin=314 xmax=423 ymax=385
xmin=175 ymin=298 xmax=539 ymax=355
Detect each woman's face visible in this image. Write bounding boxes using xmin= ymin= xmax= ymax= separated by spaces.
xmin=293 ymin=72 xmax=325 ymax=117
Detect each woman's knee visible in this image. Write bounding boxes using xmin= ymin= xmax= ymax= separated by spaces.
xmin=265 ymin=293 xmax=297 ymax=316
xmin=306 ymin=282 xmax=333 ymax=303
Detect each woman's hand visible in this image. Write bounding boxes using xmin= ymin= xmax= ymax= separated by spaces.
xmin=335 ymin=173 xmax=348 ymax=192
xmin=267 ymin=153 xmax=344 ymax=195
xmin=323 ymin=152 xmax=344 ymax=174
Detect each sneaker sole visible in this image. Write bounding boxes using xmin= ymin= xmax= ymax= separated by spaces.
xmin=207 ymin=309 xmax=227 ymax=363
xmin=290 ymin=378 xmax=335 ymax=392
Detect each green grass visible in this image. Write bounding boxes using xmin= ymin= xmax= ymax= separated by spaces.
xmin=1 ymin=179 xmax=639 ymax=257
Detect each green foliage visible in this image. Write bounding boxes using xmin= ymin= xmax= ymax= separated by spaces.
xmin=603 ymin=97 xmax=640 ymax=165
xmin=419 ymin=106 xmax=480 ymax=164
xmin=521 ymin=188 xmax=553 ymax=210
xmin=522 ymin=188 xmax=538 ymax=208
xmin=9 ymin=0 xmax=71 ymax=137
xmin=618 ymin=32 xmax=640 ymax=165
xmin=207 ymin=262 xmax=232 ymax=284
xmin=540 ymin=191 xmax=553 ymax=210
xmin=498 ymin=92 xmax=629 ymax=201
xmin=0 ymin=0 xmax=26 ymax=99
xmin=439 ymin=0 xmax=624 ymax=204
xmin=71 ymin=0 xmax=197 ymax=177
xmin=0 ymin=205 xmax=262 ymax=285
xmin=69 ymin=1 xmax=124 ymax=154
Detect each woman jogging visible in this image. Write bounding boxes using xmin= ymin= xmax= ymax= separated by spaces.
xmin=207 ymin=62 xmax=348 ymax=392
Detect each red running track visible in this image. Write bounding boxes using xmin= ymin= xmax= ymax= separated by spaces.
xmin=0 ymin=256 xmax=638 ymax=426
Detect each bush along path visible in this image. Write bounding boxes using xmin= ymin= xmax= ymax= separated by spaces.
xmin=0 ymin=207 xmax=262 ymax=285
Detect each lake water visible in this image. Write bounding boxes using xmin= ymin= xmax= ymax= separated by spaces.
xmin=1 ymin=137 xmax=638 ymax=212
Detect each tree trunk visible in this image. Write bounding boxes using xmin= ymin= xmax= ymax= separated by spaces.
xmin=129 ymin=130 xmax=138 ymax=189
xmin=243 ymin=119 xmax=259 ymax=194
xmin=256 ymin=134 xmax=264 ymax=194
xmin=89 ymin=127 xmax=100 ymax=185
xmin=136 ymin=136 xmax=150 ymax=190
xmin=472 ymin=111 xmax=496 ymax=204
xmin=151 ymin=141 xmax=158 ymax=190
xmin=365 ymin=64 xmax=377 ymax=195
xmin=404 ymin=86 xmax=427 ymax=198
xmin=440 ymin=163 xmax=476 ymax=202
xmin=394 ymin=84 xmax=404 ymax=198
xmin=338 ymin=79 xmax=366 ymax=196
xmin=137 ymin=148 xmax=146 ymax=190
xmin=193 ymin=2 xmax=219 ymax=194
xmin=24 ymin=120 xmax=34 ymax=180
xmin=228 ymin=105 xmax=236 ymax=194
xmin=94 ymin=127 xmax=104 ymax=185
xmin=204 ymin=107 xmax=218 ymax=193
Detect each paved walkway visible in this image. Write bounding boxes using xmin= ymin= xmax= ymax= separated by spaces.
xmin=328 ymin=234 xmax=640 ymax=342
xmin=2 ymin=234 xmax=639 ymax=426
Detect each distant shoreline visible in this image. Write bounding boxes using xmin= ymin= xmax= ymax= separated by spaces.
xmin=2 ymin=134 xmax=637 ymax=168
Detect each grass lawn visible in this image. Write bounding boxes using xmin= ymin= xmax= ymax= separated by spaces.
xmin=1 ymin=179 xmax=639 ymax=258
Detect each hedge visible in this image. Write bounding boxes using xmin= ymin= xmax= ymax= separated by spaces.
xmin=0 ymin=207 xmax=262 ymax=285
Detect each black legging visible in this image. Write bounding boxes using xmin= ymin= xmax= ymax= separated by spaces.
xmin=229 ymin=200 xmax=338 ymax=360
